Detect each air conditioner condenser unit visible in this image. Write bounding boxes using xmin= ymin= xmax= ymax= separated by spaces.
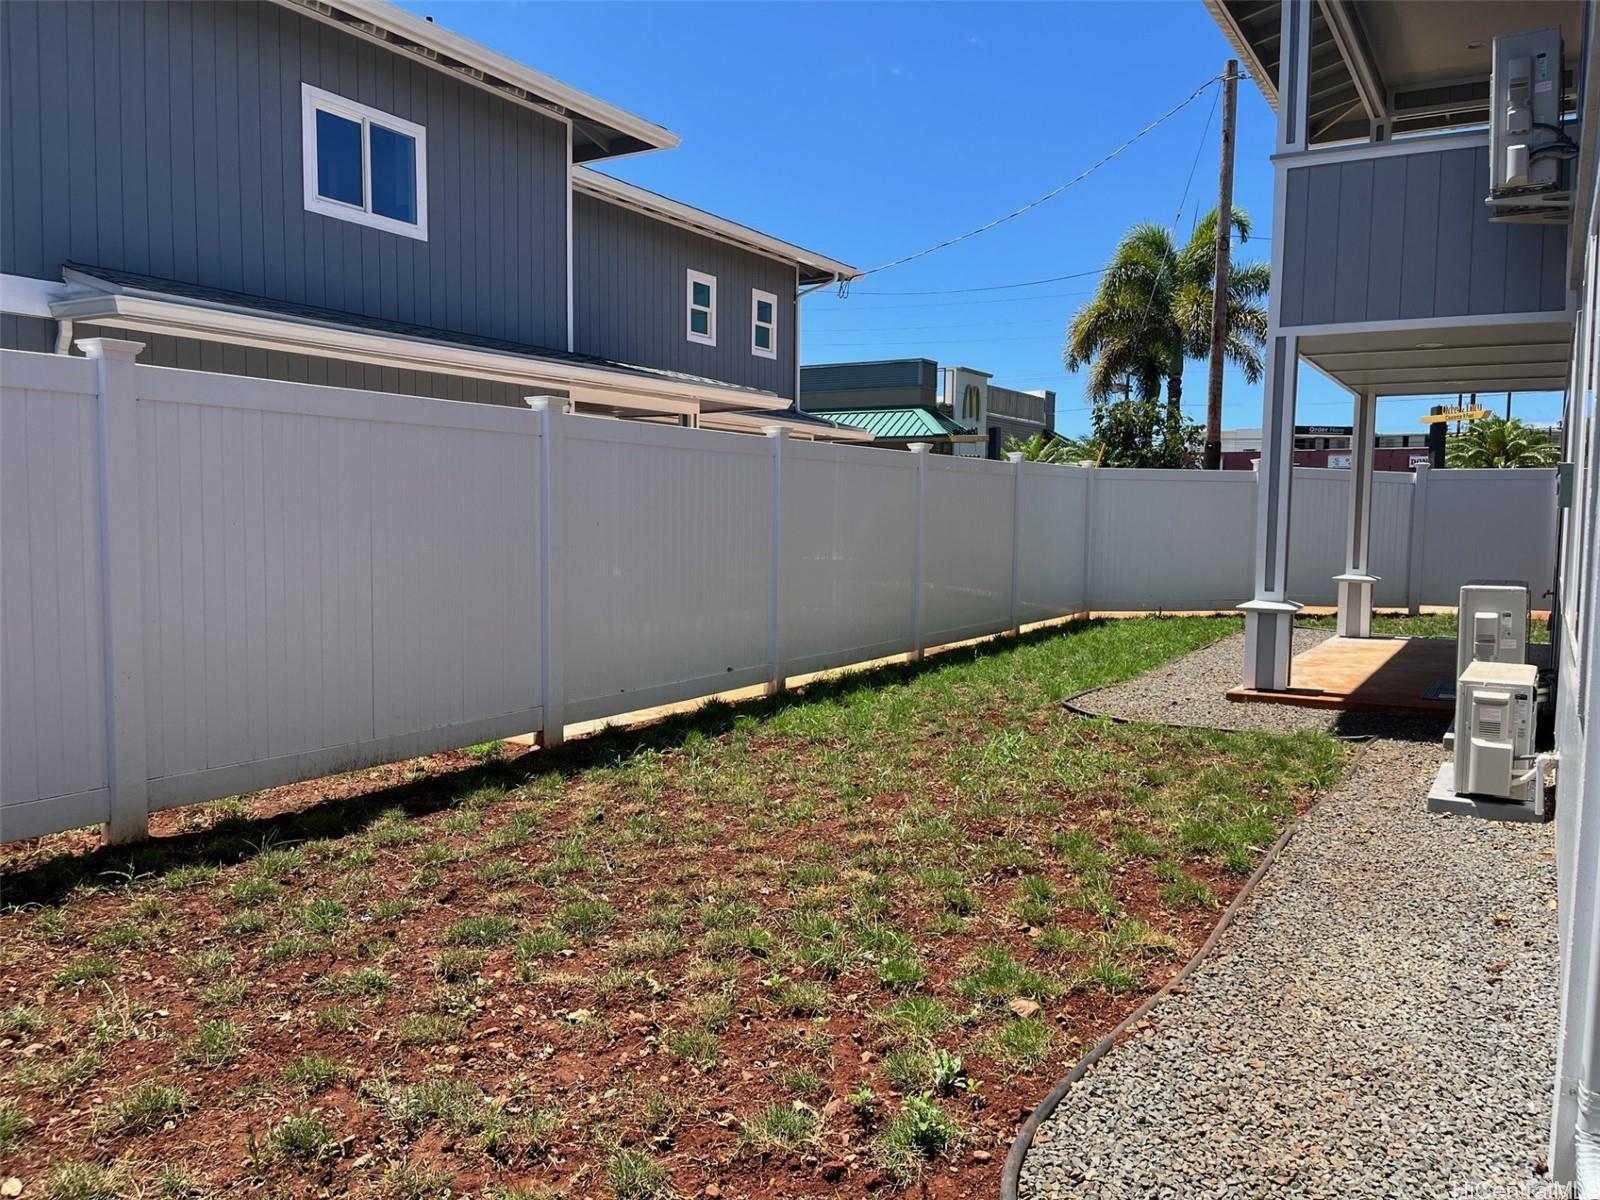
xmin=1454 ymin=660 xmax=1539 ymax=803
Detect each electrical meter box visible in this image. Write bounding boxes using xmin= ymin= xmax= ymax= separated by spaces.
xmin=1456 ymin=581 xmax=1530 ymax=679
xmin=1454 ymin=661 xmax=1538 ymax=802
xmin=1490 ymin=27 xmax=1563 ymax=195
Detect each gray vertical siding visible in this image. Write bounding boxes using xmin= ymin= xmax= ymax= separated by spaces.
xmin=1 ymin=1 xmax=568 ymax=350
xmin=1279 ymin=144 xmax=1569 ymax=327
xmin=572 ymin=193 xmax=797 ymax=398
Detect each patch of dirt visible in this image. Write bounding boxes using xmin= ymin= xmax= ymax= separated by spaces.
xmin=0 ymin=707 xmax=1338 ymax=1199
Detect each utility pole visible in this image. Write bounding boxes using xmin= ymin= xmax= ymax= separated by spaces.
xmin=1203 ymin=59 xmax=1239 ymax=470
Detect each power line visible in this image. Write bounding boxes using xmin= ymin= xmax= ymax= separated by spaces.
xmin=806 ymin=289 xmax=1097 ymax=313
xmin=843 ymin=268 xmax=1106 ymax=296
xmin=809 ymin=334 xmax=1066 ymax=348
xmin=842 ymin=73 xmax=1225 ymax=288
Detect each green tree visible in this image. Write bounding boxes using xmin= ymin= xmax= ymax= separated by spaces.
xmin=1445 ymin=416 xmax=1558 ymax=468
xmin=1003 ymin=431 xmax=1100 ymax=464
xmin=1064 ymin=207 xmax=1268 ymax=468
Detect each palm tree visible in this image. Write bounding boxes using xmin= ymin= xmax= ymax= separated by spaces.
xmin=1446 ymin=416 xmax=1558 ymax=468
xmin=1004 ymin=431 xmax=1100 ymax=464
xmin=1064 ymin=208 xmax=1268 ymax=465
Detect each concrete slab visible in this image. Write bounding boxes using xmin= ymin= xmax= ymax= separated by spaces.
xmin=1426 ymin=760 xmax=1551 ymax=824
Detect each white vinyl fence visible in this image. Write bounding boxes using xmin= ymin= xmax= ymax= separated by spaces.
xmin=0 ymin=345 xmax=1559 ymax=842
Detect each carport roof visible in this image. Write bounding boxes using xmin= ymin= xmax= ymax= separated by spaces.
xmin=1297 ymin=317 xmax=1575 ymax=397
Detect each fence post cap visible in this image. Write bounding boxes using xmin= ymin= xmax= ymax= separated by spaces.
xmin=75 ymin=337 xmax=144 ymax=360
xmin=525 ymin=396 xmax=554 ymax=411
xmin=762 ymin=425 xmax=790 ymax=439
xmin=908 ymin=442 xmax=932 ymax=455
xmin=1006 ymin=451 xmax=1024 ymax=464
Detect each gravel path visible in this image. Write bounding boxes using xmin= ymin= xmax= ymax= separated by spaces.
xmin=1018 ymin=735 xmax=1559 ymax=1199
xmin=1071 ymin=628 xmax=1450 ymax=739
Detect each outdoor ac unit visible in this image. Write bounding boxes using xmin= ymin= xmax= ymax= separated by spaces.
xmin=1488 ymin=27 xmax=1574 ymax=223
xmin=1454 ymin=660 xmax=1539 ymax=802
xmin=1456 ymin=580 xmax=1530 ymax=680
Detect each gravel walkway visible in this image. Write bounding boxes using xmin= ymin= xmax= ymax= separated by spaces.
xmin=1018 ymin=737 xmax=1560 ymax=1199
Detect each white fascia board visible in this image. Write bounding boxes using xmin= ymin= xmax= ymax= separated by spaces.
xmin=573 ymin=167 xmax=861 ymax=282
xmin=0 ymin=273 xmax=72 ymax=318
xmin=1202 ymin=0 xmax=1278 ymax=108
xmin=51 ymin=287 xmax=789 ymax=415
xmin=278 ymin=0 xmax=678 ymax=153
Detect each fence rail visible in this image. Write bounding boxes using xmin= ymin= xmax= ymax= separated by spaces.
xmin=0 ymin=346 xmax=1559 ymax=843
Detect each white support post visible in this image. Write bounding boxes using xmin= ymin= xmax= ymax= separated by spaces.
xmin=1335 ymin=389 xmax=1380 ymax=637
xmin=909 ymin=442 xmax=931 ymax=661
xmin=1239 ymin=0 xmax=1311 ymax=692
xmin=80 ymin=337 xmax=150 ymax=846
xmin=1007 ymin=451 xmax=1024 ymax=635
xmin=528 ymin=397 xmax=565 ymax=749
xmin=1277 ymin=0 xmax=1312 ymax=154
xmin=764 ymin=425 xmax=789 ymax=694
xmin=1406 ymin=462 xmax=1430 ymax=615
xmin=1239 ymin=332 xmax=1304 ymax=690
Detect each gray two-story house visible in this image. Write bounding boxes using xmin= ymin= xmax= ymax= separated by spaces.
xmin=0 ymin=0 xmax=861 ymax=436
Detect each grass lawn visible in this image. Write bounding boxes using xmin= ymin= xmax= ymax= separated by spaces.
xmin=0 ymin=616 xmax=1349 ymax=1200
xmin=1298 ymin=609 xmax=1552 ymax=642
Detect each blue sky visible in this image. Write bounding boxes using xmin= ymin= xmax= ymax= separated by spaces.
xmin=400 ymin=0 xmax=1563 ymax=437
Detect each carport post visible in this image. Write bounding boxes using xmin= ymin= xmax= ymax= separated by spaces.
xmin=1335 ymin=389 xmax=1380 ymax=637
xmin=1239 ymin=332 xmax=1303 ymax=691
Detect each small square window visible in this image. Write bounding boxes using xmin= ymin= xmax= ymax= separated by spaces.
xmin=751 ymin=289 xmax=778 ymax=360
xmin=302 ymin=83 xmax=428 ymax=240
xmin=687 ymin=270 xmax=717 ymax=346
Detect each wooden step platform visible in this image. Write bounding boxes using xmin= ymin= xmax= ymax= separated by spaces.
xmin=1227 ymin=636 xmax=1458 ymax=716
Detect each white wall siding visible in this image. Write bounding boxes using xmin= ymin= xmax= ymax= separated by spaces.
xmin=0 ymin=346 xmax=1562 ymax=842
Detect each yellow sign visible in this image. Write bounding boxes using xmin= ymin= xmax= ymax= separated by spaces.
xmin=1419 ymin=408 xmax=1492 ymax=425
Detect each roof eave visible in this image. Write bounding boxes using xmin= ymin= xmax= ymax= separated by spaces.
xmin=53 ymin=273 xmax=787 ymax=415
xmin=574 ymin=167 xmax=861 ymax=284
xmin=278 ymin=0 xmax=680 ymax=158
xmin=1202 ymin=0 xmax=1280 ymax=109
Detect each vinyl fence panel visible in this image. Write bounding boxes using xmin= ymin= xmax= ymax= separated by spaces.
xmin=921 ymin=455 xmax=1016 ymax=645
xmin=1015 ymin=462 xmax=1089 ymax=622
xmin=558 ymin=417 xmax=773 ymax=725
xmin=132 ymin=365 xmax=544 ymax=812
xmin=1 ymin=353 xmax=110 ymax=839
xmin=1089 ymin=469 xmax=1259 ymax=611
xmin=779 ymin=439 xmax=918 ymax=677
xmin=0 ymin=346 xmax=1564 ymax=844
xmin=1414 ymin=467 xmax=1558 ymax=606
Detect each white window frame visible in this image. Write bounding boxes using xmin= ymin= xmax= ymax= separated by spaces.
xmin=686 ymin=269 xmax=717 ymax=346
xmin=301 ymin=83 xmax=429 ymax=241
xmin=750 ymin=288 xmax=778 ymax=360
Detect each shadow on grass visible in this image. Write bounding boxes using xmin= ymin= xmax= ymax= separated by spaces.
xmin=2 ymin=618 xmax=1114 ymax=910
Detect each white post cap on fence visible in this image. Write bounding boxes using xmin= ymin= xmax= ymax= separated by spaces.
xmin=76 ymin=337 xmax=146 ymax=361
xmin=762 ymin=425 xmax=790 ymax=439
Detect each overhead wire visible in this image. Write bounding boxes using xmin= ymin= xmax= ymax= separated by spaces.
xmin=836 ymin=73 xmax=1226 ymax=293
